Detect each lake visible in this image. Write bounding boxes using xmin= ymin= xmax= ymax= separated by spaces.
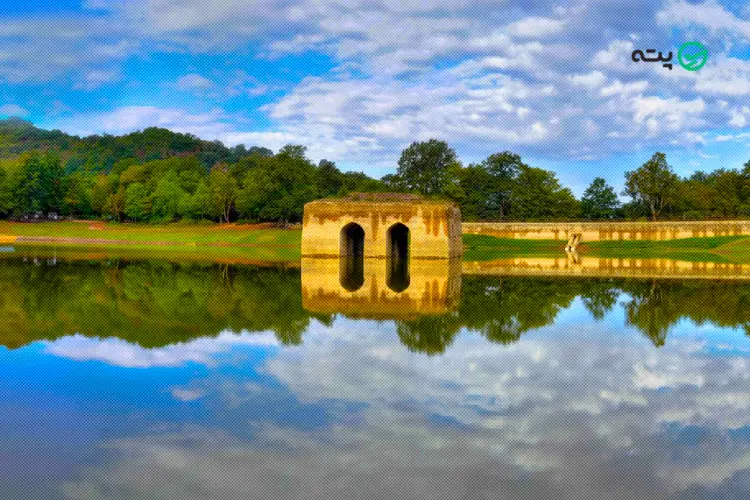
xmin=3 ymin=249 xmax=750 ymax=499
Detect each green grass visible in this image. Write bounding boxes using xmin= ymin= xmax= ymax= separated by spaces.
xmin=463 ymin=234 xmax=565 ymax=260
xmin=0 ymin=221 xmax=302 ymax=262
xmin=0 ymin=221 xmax=301 ymax=245
xmin=463 ymin=233 xmax=750 ymax=263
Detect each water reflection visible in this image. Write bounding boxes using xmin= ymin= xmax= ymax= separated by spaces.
xmin=339 ymin=255 xmax=365 ymax=291
xmin=386 ymin=255 xmax=410 ymax=292
xmin=3 ymin=252 xmax=750 ymax=498
xmin=1 ymin=252 xmax=750 ymax=353
xmin=302 ymin=257 xmax=461 ymax=319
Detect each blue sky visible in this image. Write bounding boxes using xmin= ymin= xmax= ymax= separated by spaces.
xmin=0 ymin=0 xmax=749 ymax=194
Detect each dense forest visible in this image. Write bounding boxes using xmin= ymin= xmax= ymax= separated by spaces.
xmin=1 ymin=118 xmax=749 ymax=223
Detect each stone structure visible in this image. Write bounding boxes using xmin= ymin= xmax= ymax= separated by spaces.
xmin=463 ymin=220 xmax=750 ymax=247
xmin=301 ymin=194 xmax=463 ymax=259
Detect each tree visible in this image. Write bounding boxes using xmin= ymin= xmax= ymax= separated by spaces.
xmin=511 ymin=165 xmax=580 ymax=220
xmin=581 ymin=177 xmax=620 ymax=219
xmin=316 ymin=159 xmax=344 ymax=197
xmin=90 ymin=174 xmax=116 ymax=216
xmin=63 ymin=172 xmax=93 ymax=217
xmin=0 ymin=160 xmax=19 ymax=216
xmin=14 ymin=152 xmax=65 ymax=215
xmin=105 ymin=189 xmax=126 ymax=221
xmin=455 ymin=165 xmax=494 ymax=221
xmin=480 ymin=151 xmax=524 ymax=218
xmin=209 ymin=165 xmax=238 ymax=223
xmin=396 ymin=139 xmax=460 ymax=195
xmin=151 ymin=177 xmax=185 ymax=221
xmin=623 ymin=152 xmax=678 ymax=221
xmin=180 ymin=180 xmax=213 ymax=220
xmin=237 ymin=148 xmax=318 ymax=224
xmin=124 ymin=183 xmax=150 ymax=222
xmin=339 ymin=171 xmax=385 ymax=193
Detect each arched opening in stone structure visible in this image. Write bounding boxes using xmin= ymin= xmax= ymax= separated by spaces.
xmin=386 ymin=223 xmax=410 ymax=292
xmin=340 ymin=223 xmax=365 ymax=291
xmin=340 ymin=222 xmax=365 ymax=257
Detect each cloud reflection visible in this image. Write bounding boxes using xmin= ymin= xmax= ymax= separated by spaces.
xmin=44 ymin=331 xmax=279 ymax=368
xmin=58 ymin=314 xmax=750 ymax=499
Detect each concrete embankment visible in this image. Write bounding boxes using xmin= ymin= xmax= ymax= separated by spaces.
xmin=462 ymin=221 xmax=750 ymax=241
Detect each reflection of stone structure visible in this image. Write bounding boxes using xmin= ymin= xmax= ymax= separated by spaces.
xmin=463 ymin=256 xmax=750 ymax=280
xmin=301 ymin=194 xmax=463 ymax=259
xmin=301 ymin=258 xmax=462 ymax=319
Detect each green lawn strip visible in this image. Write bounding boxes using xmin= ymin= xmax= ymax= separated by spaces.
xmin=462 ymin=234 xmax=565 ymax=260
xmin=0 ymin=221 xmax=302 ymax=247
xmin=463 ymin=233 xmax=750 ymax=263
xmin=584 ymin=236 xmax=746 ymax=263
xmin=711 ymin=238 xmax=750 ymax=263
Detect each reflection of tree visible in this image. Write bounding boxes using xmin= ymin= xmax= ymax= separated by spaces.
xmin=621 ymin=280 xmax=750 ymax=347
xmin=5 ymin=256 xmax=750 ymax=354
xmin=0 ymin=258 xmax=326 ymax=349
xmin=396 ymin=314 xmax=461 ymax=355
xmin=622 ymin=281 xmax=673 ymax=346
xmin=581 ymin=279 xmax=620 ymax=320
xmin=458 ymin=277 xmax=579 ymax=345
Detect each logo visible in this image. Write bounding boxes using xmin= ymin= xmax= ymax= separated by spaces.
xmin=677 ymin=41 xmax=709 ymax=71
xmin=631 ymin=42 xmax=708 ymax=71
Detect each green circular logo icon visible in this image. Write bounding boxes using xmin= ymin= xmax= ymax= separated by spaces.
xmin=677 ymin=42 xmax=708 ymax=71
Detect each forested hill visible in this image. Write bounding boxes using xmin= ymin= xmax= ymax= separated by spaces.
xmin=1 ymin=119 xmax=749 ymax=224
xmin=0 ymin=118 xmax=257 ymax=172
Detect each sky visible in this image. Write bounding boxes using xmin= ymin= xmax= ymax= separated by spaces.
xmin=0 ymin=0 xmax=749 ymax=195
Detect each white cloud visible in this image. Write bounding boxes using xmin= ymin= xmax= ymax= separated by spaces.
xmin=694 ymin=57 xmax=750 ymax=95
xmin=728 ymin=106 xmax=750 ymax=127
xmin=658 ymin=0 xmax=750 ymax=39
xmin=593 ymin=39 xmax=636 ymax=70
xmin=505 ymin=17 xmax=566 ymax=38
xmin=0 ymin=103 xmax=29 ymax=116
xmin=568 ymin=70 xmax=607 ymax=89
xmin=53 ymin=105 xmax=233 ymax=138
xmin=75 ymin=69 xmax=121 ymax=90
xmin=3 ymin=0 xmax=748 ymax=167
xmin=176 ymin=73 xmax=215 ymax=91
xmin=599 ymin=79 xmax=649 ymax=96
xmin=633 ymin=96 xmax=706 ymax=135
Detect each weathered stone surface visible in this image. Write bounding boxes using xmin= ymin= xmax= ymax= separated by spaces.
xmin=301 ymin=196 xmax=463 ymax=259
xmin=462 ymin=220 xmax=750 ymax=241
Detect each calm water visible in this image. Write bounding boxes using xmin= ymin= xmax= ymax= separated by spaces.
xmin=3 ymin=250 xmax=750 ymax=499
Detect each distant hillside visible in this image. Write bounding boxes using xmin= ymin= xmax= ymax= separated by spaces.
xmin=0 ymin=118 xmax=255 ymax=173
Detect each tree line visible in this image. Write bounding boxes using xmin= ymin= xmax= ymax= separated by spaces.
xmin=0 ymin=119 xmax=749 ymax=223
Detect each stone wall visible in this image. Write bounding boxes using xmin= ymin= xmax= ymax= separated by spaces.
xmin=462 ymin=220 xmax=750 ymax=241
xmin=302 ymin=199 xmax=463 ymax=259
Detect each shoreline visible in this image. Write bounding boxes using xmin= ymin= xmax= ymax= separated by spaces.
xmin=2 ymin=220 xmax=750 ymax=266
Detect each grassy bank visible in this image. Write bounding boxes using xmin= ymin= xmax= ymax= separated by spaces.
xmin=4 ymin=222 xmax=750 ymax=264
xmin=0 ymin=221 xmax=302 ymax=262
xmin=463 ymin=233 xmax=750 ymax=263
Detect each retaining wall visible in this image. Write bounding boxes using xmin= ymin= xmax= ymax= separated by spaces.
xmin=462 ymin=221 xmax=750 ymax=241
